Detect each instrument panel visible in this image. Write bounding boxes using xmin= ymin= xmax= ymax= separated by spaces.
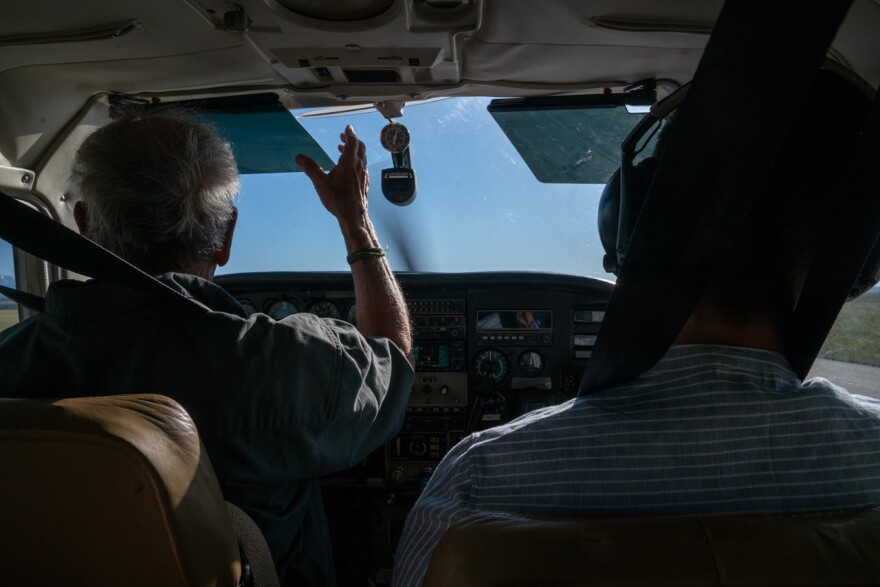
xmin=217 ymin=271 xmax=612 ymax=479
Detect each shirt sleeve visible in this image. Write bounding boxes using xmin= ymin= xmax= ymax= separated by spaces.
xmin=205 ymin=311 xmax=413 ymax=482
xmin=313 ymin=316 xmax=415 ymax=475
xmin=392 ymin=435 xmax=476 ymax=587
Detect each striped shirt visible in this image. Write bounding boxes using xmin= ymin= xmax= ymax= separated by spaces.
xmin=392 ymin=345 xmax=880 ymax=586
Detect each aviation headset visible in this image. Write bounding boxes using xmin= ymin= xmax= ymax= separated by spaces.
xmin=597 ymin=77 xmax=880 ymax=300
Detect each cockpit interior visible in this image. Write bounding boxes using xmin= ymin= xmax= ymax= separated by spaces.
xmin=1 ymin=0 xmax=879 ymax=585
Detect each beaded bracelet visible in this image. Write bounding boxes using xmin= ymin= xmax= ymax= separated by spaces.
xmin=346 ymin=246 xmax=386 ymax=265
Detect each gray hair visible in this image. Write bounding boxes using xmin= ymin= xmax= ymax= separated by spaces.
xmin=72 ymin=112 xmax=240 ymax=274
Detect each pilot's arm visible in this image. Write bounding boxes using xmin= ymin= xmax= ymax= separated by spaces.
xmin=296 ymin=125 xmax=414 ymax=366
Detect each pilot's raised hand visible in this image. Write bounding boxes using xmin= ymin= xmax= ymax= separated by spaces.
xmin=296 ymin=125 xmax=414 ymax=366
xmin=296 ymin=125 xmax=370 ymax=227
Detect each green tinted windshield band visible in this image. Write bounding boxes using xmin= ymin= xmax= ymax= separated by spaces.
xmin=188 ymin=94 xmax=335 ymax=175
xmin=489 ymin=103 xmax=642 ymax=184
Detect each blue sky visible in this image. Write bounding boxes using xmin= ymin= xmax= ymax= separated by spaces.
xmin=0 ymin=240 xmax=13 ymax=277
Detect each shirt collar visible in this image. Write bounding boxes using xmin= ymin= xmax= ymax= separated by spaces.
xmin=44 ymin=272 xmax=246 ymax=322
xmin=654 ymin=344 xmax=798 ymax=381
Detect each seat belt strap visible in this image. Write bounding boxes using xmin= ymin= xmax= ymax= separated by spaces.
xmin=0 ymin=191 xmax=207 ymax=314
xmin=787 ymin=86 xmax=880 ymax=378
xmin=0 ymin=284 xmax=44 ymax=313
xmin=580 ymin=0 xmax=856 ymax=394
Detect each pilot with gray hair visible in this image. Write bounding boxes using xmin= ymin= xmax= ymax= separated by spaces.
xmin=0 ymin=112 xmax=415 ymax=587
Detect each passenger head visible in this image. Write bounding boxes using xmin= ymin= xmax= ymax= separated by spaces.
xmin=694 ymin=69 xmax=871 ymax=329
xmin=72 ymin=112 xmax=240 ymax=277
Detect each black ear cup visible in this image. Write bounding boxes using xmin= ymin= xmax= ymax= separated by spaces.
xmin=598 ymin=169 xmax=622 ymax=274
xmin=598 ymin=156 xmax=660 ymax=275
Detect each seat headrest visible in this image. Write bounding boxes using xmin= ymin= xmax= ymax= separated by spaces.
xmin=0 ymin=394 xmax=240 ymax=587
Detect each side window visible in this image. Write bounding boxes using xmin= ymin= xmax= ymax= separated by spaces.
xmin=0 ymin=239 xmax=19 ymax=333
xmin=814 ymin=288 xmax=880 ymax=398
xmin=818 ymin=289 xmax=880 ymax=368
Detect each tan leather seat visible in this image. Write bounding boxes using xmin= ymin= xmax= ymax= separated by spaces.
xmin=0 ymin=394 xmax=241 ymax=587
xmin=424 ymin=509 xmax=880 ymax=586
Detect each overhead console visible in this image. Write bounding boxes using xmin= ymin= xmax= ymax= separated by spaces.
xmin=182 ymin=0 xmax=481 ymax=91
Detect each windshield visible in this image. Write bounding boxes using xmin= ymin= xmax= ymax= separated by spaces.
xmin=0 ymin=239 xmax=16 ymax=333
xmin=218 ymin=97 xmax=631 ymax=277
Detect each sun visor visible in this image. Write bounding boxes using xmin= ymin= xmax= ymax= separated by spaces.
xmin=191 ymin=94 xmax=334 ymax=174
xmin=112 ymin=93 xmax=335 ymax=175
xmin=488 ymin=95 xmax=651 ymax=184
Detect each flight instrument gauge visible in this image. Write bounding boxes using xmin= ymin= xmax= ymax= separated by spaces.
xmin=518 ymin=350 xmax=544 ymax=377
xmin=345 ymin=302 xmax=357 ymax=326
xmin=267 ymin=300 xmax=298 ymax=320
xmin=473 ymin=349 xmax=509 ymax=384
xmin=380 ymin=122 xmax=410 ymax=153
xmin=308 ymin=299 xmax=341 ymax=319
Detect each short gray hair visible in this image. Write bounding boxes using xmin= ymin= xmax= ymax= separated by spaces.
xmin=73 ymin=112 xmax=239 ymax=273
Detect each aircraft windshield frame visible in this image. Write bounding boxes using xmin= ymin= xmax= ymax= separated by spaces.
xmin=218 ymin=96 xmax=647 ymax=277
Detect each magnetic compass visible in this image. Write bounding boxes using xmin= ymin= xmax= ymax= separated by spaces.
xmin=379 ymin=122 xmax=410 ymax=153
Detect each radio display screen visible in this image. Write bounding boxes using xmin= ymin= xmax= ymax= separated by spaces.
xmin=476 ymin=310 xmax=552 ymax=331
xmin=413 ymin=343 xmax=450 ymax=369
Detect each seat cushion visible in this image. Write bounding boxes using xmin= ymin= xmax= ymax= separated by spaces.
xmin=425 ymin=508 xmax=880 ymax=586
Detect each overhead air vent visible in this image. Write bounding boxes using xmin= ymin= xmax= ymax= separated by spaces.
xmin=592 ymin=14 xmax=714 ymax=35
xmin=0 ymin=20 xmax=142 ymax=47
xmin=272 ymin=46 xmax=440 ymax=70
xmin=416 ymin=0 xmax=469 ymax=9
xmin=275 ymin=0 xmax=395 ymax=21
xmin=344 ymin=69 xmax=401 ymax=83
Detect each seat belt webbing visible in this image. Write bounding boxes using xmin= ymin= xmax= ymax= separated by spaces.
xmin=0 ymin=283 xmax=44 ymax=313
xmin=0 ymin=191 xmax=206 ymax=314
